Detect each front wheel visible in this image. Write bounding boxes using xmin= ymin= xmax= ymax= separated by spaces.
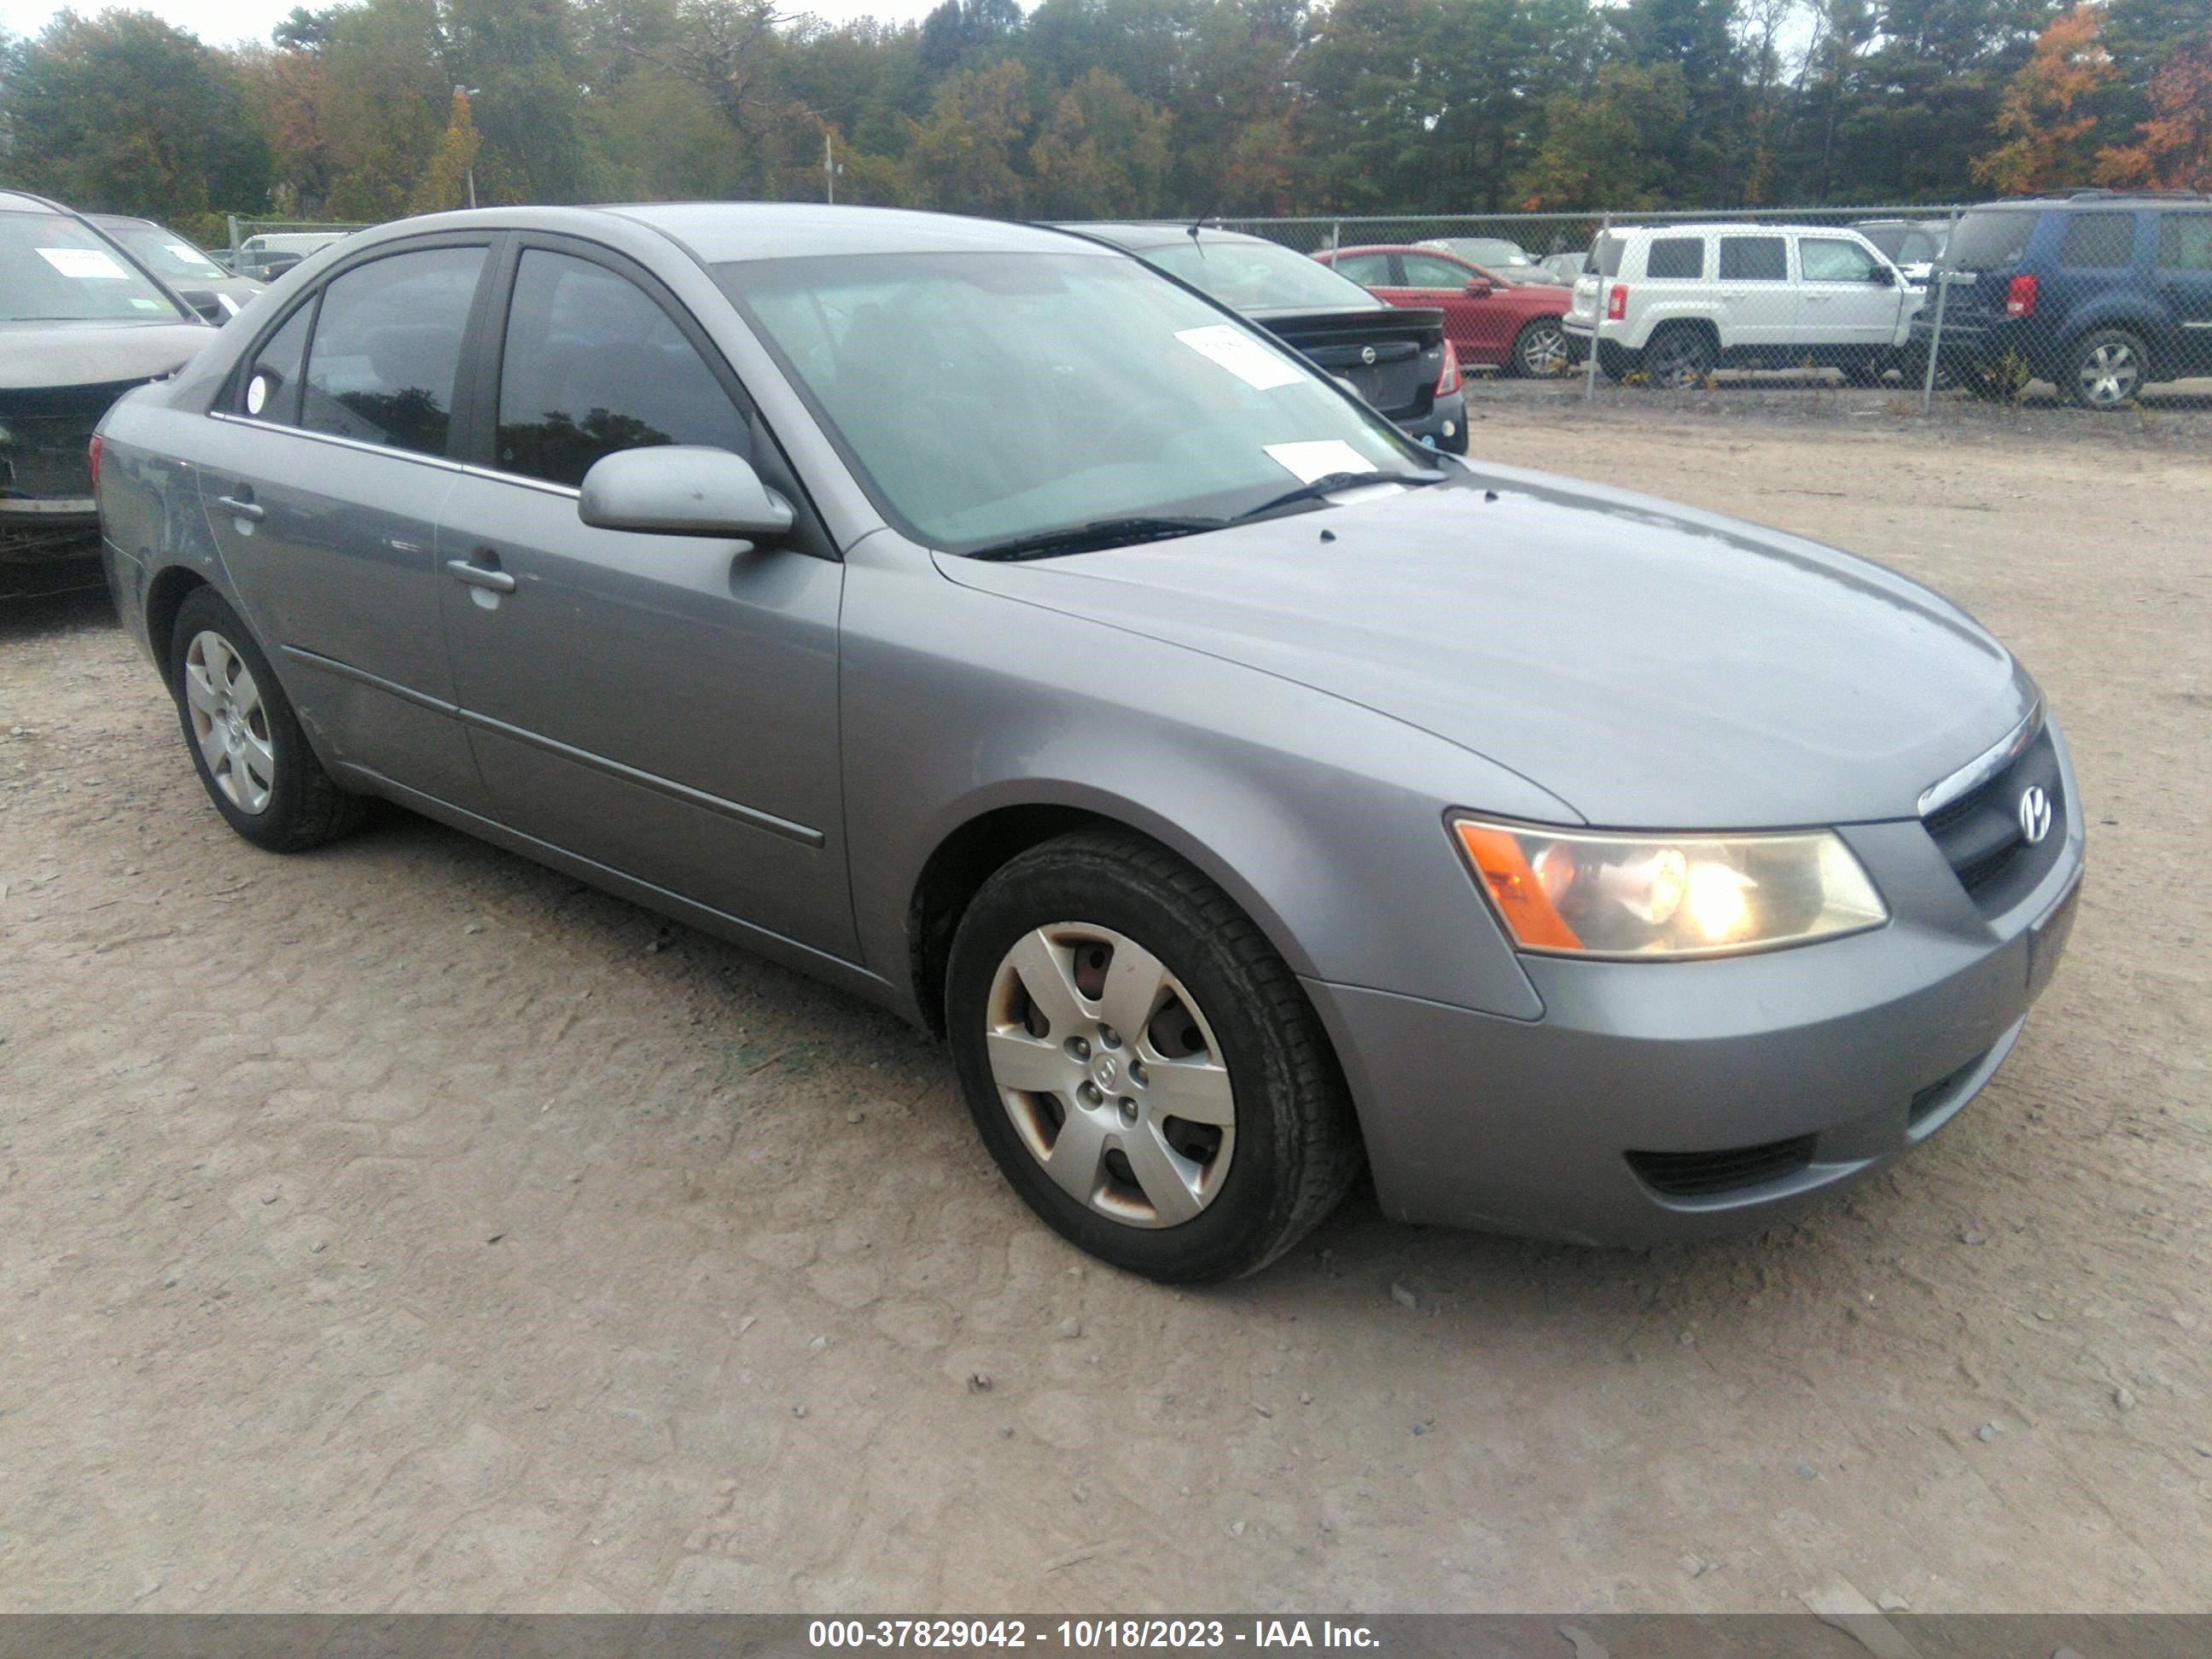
xmin=1511 ymin=319 xmax=1571 ymax=379
xmin=169 ymin=586 xmax=365 ymax=852
xmin=2067 ymin=328 xmax=2149 ymax=410
xmin=946 ymin=830 xmax=1363 ymax=1282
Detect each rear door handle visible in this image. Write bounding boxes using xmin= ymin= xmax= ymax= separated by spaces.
xmin=446 ymin=557 xmax=516 ymax=595
xmin=216 ymin=492 xmax=265 ymax=521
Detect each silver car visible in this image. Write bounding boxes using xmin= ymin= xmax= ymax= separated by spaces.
xmin=95 ymin=205 xmax=2084 ymax=1282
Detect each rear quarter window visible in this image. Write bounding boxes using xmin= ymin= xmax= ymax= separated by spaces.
xmin=2059 ymin=214 xmax=2136 ymax=269
xmin=1644 ymin=237 xmax=1704 ymax=279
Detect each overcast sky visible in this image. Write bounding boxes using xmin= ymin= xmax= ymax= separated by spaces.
xmin=0 ymin=0 xmax=942 ymax=49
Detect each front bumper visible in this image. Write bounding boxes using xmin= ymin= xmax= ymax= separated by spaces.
xmin=1307 ymin=735 xmax=2086 ymax=1245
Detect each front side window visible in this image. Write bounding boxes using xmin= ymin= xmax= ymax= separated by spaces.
xmin=2058 ymin=214 xmax=2134 ymax=269
xmin=725 ymin=250 xmax=1423 ymax=551
xmin=1400 ymin=253 xmax=1478 ymax=288
xmin=239 ymin=302 xmax=313 ymax=426
xmin=1719 ymin=236 xmax=1787 ymax=281
xmin=300 ymin=245 xmax=486 ymax=458
xmin=1800 ymin=238 xmax=1881 ymax=282
xmin=496 ymin=250 xmax=749 ymax=489
xmin=0 ymin=210 xmax=191 ymax=323
xmin=2157 ymin=213 xmax=2212 ymax=271
xmin=1645 ymin=237 xmax=1704 ymax=279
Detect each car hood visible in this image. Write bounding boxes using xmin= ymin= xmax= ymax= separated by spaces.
xmin=936 ymin=460 xmax=2034 ymax=828
xmin=0 ymin=320 xmax=211 ymax=392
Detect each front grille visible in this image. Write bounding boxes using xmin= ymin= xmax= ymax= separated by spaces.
xmin=1923 ymin=725 xmax=2065 ymax=913
xmin=2 ymin=380 xmax=143 ymax=505
xmin=1909 ymin=1045 xmax=1993 ymax=1128
xmin=1626 ymin=1134 xmax=1818 ymax=1198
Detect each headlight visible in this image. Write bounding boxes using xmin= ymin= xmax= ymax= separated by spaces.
xmin=1450 ymin=815 xmax=1887 ymax=958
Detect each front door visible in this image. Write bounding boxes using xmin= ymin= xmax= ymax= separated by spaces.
xmin=195 ymin=242 xmax=494 ymax=812
xmin=435 ymin=242 xmax=855 ymax=958
xmin=1390 ymin=251 xmax=1513 ymax=365
xmin=2156 ymin=211 xmax=2212 ymax=376
xmin=1796 ymin=235 xmax=1906 ymax=355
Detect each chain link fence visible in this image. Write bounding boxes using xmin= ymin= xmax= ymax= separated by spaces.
xmin=1190 ymin=195 xmax=2212 ymax=414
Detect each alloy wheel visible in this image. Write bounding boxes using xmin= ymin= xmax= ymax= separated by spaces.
xmin=2075 ymin=340 xmax=2142 ymax=408
xmin=983 ymin=922 xmax=1236 ymax=1228
xmin=1646 ymin=331 xmax=1712 ymax=389
xmin=183 ymin=629 xmax=276 ymax=815
xmin=1519 ymin=323 xmax=1569 ymax=377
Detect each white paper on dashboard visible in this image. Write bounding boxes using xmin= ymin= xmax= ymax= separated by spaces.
xmin=1260 ymin=440 xmax=1382 ymax=484
xmin=38 ymin=247 xmax=131 ymax=280
xmin=1174 ymin=324 xmax=1305 ymax=391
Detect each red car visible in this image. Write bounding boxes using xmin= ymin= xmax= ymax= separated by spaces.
xmin=1315 ymin=245 xmax=1576 ymax=379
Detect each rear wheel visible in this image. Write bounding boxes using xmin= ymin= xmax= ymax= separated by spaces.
xmin=2066 ymin=328 xmax=2148 ymax=410
xmin=169 ymin=587 xmax=364 ymax=853
xmin=946 ymin=830 xmax=1362 ymax=1282
xmin=1595 ymin=339 xmax=1637 ymax=382
xmin=1511 ymin=319 xmax=1571 ymax=379
xmin=1644 ymin=324 xmax=1716 ymax=389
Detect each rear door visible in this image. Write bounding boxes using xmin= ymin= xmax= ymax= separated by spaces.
xmin=195 ymin=238 xmax=495 ymax=812
xmin=1714 ymin=234 xmax=1795 ymax=352
xmin=1795 ymin=234 xmax=1906 ymax=352
xmin=434 ymin=237 xmax=855 ymax=958
xmin=2154 ymin=210 xmax=2212 ymax=376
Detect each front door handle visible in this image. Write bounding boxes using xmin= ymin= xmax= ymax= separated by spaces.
xmin=216 ymin=492 xmax=265 ymax=522
xmin=446 ymin=557 xmax=516 ymax=595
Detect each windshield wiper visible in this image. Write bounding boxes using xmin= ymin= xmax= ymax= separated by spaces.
xmin=963 ymin=515 xmax=1226 ymax=563
xmin=1231 ymin=468 xmax=1447 ymax=524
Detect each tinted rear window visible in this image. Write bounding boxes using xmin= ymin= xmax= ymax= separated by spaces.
xmin=1946 ymin=211 xmax=2035 ymax=271
xmin=1719 ymin=236 xmax=1787 ymax=281
xmin=1645 ymin=237 xmax=1703 ymax=279
xmin=2059 ymin=214 xmax=2134 ymax=269
xmin=2159 ymin=213 xmax=2212 ymax=271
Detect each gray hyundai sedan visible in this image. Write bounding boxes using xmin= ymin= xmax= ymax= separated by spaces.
xmin=95 ymin=204 xmax=2083 ymax=1282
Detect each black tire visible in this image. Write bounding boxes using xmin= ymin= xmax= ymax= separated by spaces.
xmin=1844 ymin=351 xmax=1889 ymax=387
xmin=1509 ymin=319 xmax=1571 ymax=379
xmin=169 ymin=586 xmax=365 ymax=853
xmin=1596 ymin=339 xmax=1636 ymax=382
xmin=2064 ymin=327 xmax=2150 ymax=410
xmin=946 ymin=829 xmax=1363 ymax=1283
xmin=1644 ymin=323 xmax=1716 ymax=389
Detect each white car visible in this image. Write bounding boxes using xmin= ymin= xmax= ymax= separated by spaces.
xmin=1563 ymin=223 xmax=1926 ymax=387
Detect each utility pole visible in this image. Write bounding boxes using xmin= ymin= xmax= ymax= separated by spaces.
xmin=824 ymin=130 xmax=835 ymax=206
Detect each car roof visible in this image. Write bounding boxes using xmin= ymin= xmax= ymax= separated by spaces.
xmin=628 ymin=203 xmax=1118 ymax=263
xmin=89 ymin=212 xmax=160 ymax=229
xmin=0 ymin=190 xmax=67 ymax=214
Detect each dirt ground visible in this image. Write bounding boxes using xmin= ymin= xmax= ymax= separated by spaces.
xmin=1 ymin=399 xmax=2207 ymax=1616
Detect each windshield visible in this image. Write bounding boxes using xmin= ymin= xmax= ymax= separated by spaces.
xmin=102 ymin=222 xmax=227 ymax=282
xmin=723 ymin=250 xmax=1426 ymax=553
xmin=1946 ymin=211 xmax=2034 ymax=271
xmin=1133 ymin=237 xmax=1383 ymax=312
xmin=1 ymin=211 xmax=189 ymax=323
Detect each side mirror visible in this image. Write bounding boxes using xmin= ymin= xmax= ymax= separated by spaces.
xmin=178 ymin=288 xmax=226 ymax=323
xmin=579 ymin=445 xmax=794 ymax=542
xmin=1464 ymin=279 xmax=1493 ymax=298
xmin=1871 ymin=265 xmax=1896 ymax=286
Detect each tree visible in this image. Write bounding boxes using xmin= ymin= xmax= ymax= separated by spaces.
xmin=1973 ymin=2 xmax=2116 ymax=192
xmin=2 ymin=11 xmax=270 ymax=218
xmin=410 ymin=85 xmax=482 ymax=210
xmin=1517 ymin=61 xmax=1691 ymax=207
xmin=1028 ymin=67 xmax=1173 ymax=215
xmin=2098 ymin=31 xmax=2212 ymax=188
xmin=904 ymin=57 xmax=1033 ymax=212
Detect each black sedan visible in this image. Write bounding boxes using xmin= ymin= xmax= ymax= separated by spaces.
xmin=1071 ymin=224 xmax=1468 ymax=455
xmin=2 ymin=191 xmax=211 ymax=587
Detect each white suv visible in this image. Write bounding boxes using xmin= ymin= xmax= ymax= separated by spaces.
xmin=1563 ymin=224 xmax=1926 ymax=387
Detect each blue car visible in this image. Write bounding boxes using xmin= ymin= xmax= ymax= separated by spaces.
xmin=1912 ymin=189 xmax=2212 ymax=408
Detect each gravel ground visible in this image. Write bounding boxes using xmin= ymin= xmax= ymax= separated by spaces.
xmin=1 ymin=404 xmax=2207 ymax=1615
